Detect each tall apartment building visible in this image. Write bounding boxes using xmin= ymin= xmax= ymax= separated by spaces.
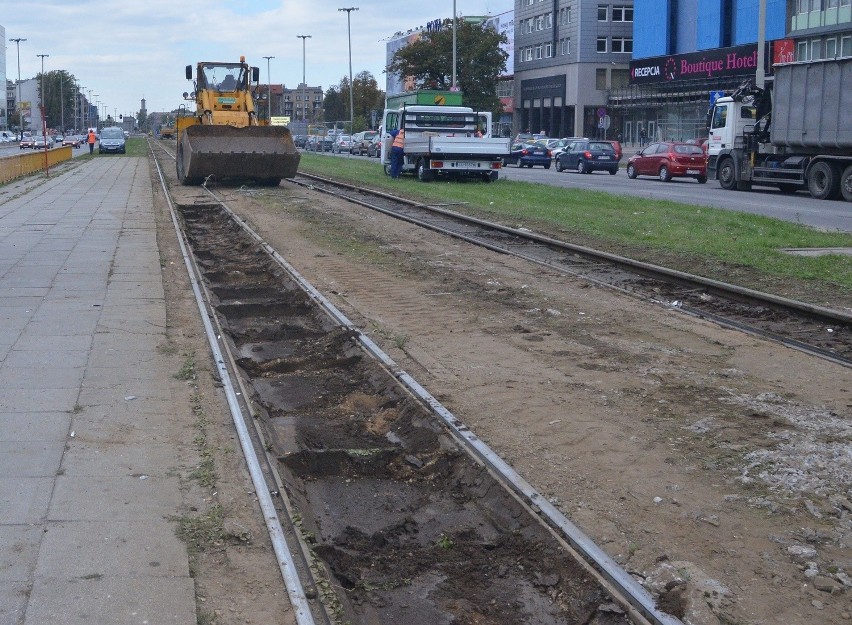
xmin=282 ymin=83 xmax=324 ymax=123
xmin=787 ymin=0 xmax=852 ymax=59
xmin=513 ymin=0 xmax=634 ymax=138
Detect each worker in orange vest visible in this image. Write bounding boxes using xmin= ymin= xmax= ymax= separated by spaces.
xmin=389 ymin=128 xmax=405 ymax=178
xmin=87 ymin=129 xmax=97 ymax=155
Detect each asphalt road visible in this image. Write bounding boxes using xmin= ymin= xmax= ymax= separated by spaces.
xmin=328 ymin=149 xmax=852 ymax=234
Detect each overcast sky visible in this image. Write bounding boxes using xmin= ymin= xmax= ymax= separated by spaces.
xmin=4 ymin=0 xmax=512 ymax=118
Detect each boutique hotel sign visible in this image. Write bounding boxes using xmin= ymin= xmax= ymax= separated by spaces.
xmin=629 ymin=43 xmax=771 ymax=85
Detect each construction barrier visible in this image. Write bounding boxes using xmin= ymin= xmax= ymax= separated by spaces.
xmin=0 ymin=146 xmax=73 ymax=184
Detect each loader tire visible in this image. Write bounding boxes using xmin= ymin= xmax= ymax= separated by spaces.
xmin=840 ymin=164 xmax=852 ymax=202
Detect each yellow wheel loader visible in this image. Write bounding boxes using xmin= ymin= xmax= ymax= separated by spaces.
xmin=175 ymin=56 xmax=299 ymax=186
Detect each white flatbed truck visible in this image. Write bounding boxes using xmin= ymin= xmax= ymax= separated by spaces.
xmin=380 ymin=105 xmax=510 ymax=182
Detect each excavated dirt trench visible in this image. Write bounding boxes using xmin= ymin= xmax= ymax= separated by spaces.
xmin=178 ymin=203 xmax=641 ymax=625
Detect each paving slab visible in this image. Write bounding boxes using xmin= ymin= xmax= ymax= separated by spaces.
xmin=0 ymin=158 xmax=198 ymax=625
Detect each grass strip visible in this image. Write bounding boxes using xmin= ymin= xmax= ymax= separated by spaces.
xmin=296 ymin=153 xmax=852 ymax=298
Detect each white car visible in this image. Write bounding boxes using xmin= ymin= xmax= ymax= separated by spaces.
xmin=332 ymin=135 xmax=353 ymax=154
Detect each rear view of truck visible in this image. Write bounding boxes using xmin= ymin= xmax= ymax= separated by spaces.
xmin=381 ymin=105 xmax=510 ymax=182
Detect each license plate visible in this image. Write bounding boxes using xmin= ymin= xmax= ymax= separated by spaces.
xmin=597 ymin=156 xmax=611 ymax=160
xmin=687 ymin=169 xmax=700 ymax=174
xmin=452 ymin=161 xmax=479 ymax=168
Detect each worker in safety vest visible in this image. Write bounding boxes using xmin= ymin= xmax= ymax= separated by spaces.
xmin=389 ymin=128 xmax=405 ymax=179
xmin=87 ymin=129 xmax=97 ymax=155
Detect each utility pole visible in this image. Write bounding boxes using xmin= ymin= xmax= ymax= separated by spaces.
xmin=452 ymin=0 xmax=457 ymax=90
xmin=262 ymin=56 xmax=274 ymax=122
xmin=338 ymin=7 xmax=359 ymax=134
xmin=297 ymin=35 xmax=312 ymax=122
xmin=37 ymin=54 xmax=49 ymax=133
xmin=37 ymin=53 xmax=50 ymax=175
xmin=9 ymin=37 xmax=26 ymax=139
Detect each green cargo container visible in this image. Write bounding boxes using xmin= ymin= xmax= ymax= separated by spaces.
xmin=385 ymin=90 xmax=464 ymax=109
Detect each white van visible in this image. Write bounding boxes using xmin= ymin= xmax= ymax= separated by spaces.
xmin=0 ymin=131 xmax=15 ymax=143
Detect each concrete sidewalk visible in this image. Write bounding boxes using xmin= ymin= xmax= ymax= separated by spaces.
xmin=0 ymin=158 xmax=196 ymax=624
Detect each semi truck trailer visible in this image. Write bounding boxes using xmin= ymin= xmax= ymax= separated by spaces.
xmin=707 ymin=57 xmax=852 ymax=202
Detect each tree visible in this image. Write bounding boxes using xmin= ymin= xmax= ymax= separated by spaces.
xmin=322 ymin=86 xmax=345 ymax=125
xmin=387 ymin=20 xmax=508 ymax=115
xmin=324 ymin=71 xmax=386 ymax=131
xmin=37 ymin=70 xmax=78 ymax=131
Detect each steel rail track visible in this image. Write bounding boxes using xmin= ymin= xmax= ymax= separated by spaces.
xmin=286 ymin=171 xmax=852 ymax=367
xmin=149 ymin=142 xmax=325 ymax=625
xmin=148 ymin=138 xmax=684 ymax=625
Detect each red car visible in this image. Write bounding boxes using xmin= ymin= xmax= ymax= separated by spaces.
xmin=626 ymin=141 xmax=707 ymax=183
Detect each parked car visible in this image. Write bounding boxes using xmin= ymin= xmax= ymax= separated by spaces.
xmin=98 ymin=126 xmax=126 ymax=154
xmin=316 ymin=135 xmax=334 ymax=152
xmin=550 ymin=137 xmax=586 ymax=160
xmin=626 ymin=141 xmax=707 ymax=183
xmin=63 ymin=135 xmax=82 ymax=147
xmin=503 ymin=142 xmax=552 ymax=168
xmin=293 ymin=134 xmax=307 ymax=148
xmin=19 ymin=136 xmax=35 ymax=149
xmin=366 ymin=133 xmax=382 ymax=158
xmin=350 ymin=131 xmax=378 ymax=155
xmin=555 ymin=140 xmax=619 ymax=174
xmin=332 ymin=135 xmax=353 ymax=154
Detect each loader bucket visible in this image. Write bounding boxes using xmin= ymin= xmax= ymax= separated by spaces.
xmin=176 ymin=125 xmax=300 ymax=186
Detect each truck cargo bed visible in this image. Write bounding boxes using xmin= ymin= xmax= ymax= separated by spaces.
xmin=771 ymin=58 xmax=852 ymax=150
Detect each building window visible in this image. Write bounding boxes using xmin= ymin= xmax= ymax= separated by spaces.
xmin=598 ymin=5 xmax=608 ymax=21
xmin=560 ymin=37 xmax=571 ymax=55
xmin=545 ymin=12 xmax=552 ymax=28
xmin=841 ymin=0 xmax=851 ymax=7
xmin=596 ymin=69 xmax=607 ymax=90
xmin=841 ymin=35 xmax=851 ymax=56
xmin=826 ymin=37 xmax=837 ymax=57
xmin=811 ymin=38 xmax=822 ymax=59
xmin=612 ymin=6 xmax=633 ymax=21
xmin=809 ymin=0 xmax=820 ymax=9
xmin=797 ymin=40 xmax=809 ymax=60
xmin=544 ymin=43 xmax=553 ymax=58
xmin=536 ymin=15 xmax=544 ymax=31
xmin=525 ymin=47 xmax=533 ymax=61
xmin=560 ymin=7 xmax=571 ymax=25
xmin=796 ymin=0 xmax=808 ymax=11
xmin=535 ymin=44 xmax=543 ymax=59
xmin=597 ymin=37 xmax=608 ymax=53
xmin=827 ymin=0 xmax=839 ymax=8
xmin=612 ymin=37 xmax=633 ymax=53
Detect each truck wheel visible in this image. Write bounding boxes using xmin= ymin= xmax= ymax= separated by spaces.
xmin=717 ymin=157 xmax=737 ymax=190
xmin=417 ymin=159 xmax=434 ymax=182
xmin=840 ymin=164 xmax=852 ymax=202
xmin=808 ymin=161 xmax=840 ymax=200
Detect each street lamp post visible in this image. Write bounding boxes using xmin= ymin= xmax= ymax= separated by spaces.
xmin=452 ymin=0 xmax=457 ymax=90
xmin=262 ymin=56 xmax=274 ymax=122
xmin=37 ymin=54 xmax=49 ymax=136
xmin=9 ymin=38 xmax=26 ymax=139
xmin=338 ymin=7 xmax=359 ymax=134
xmin=297 ymin=35 xmax=312 ymax=122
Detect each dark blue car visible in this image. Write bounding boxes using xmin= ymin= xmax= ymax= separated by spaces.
xmin=555 ymin=140 xmax=618 ymax=175
xmin=503 ymin=142 xmax=552 ymax=169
